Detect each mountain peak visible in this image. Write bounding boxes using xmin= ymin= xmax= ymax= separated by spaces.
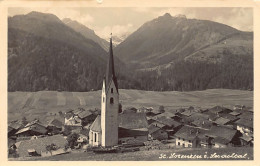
xmin=26 ymin=11 xmax=61 ymax=22
xmin=163 ymin=13 xmax=172 ymax=18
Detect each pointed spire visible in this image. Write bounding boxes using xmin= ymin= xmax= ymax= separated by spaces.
xmin=105 ymin=34 xmax=118 ymax=92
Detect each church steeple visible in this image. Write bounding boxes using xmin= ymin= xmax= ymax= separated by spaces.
xmin=105 ymin=34 xmax=118 ymax=92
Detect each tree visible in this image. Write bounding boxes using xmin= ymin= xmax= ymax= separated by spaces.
xmin=66 ymin=133 xmax=79 ymax=149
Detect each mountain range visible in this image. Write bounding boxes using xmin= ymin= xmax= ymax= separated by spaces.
xmin=8 ymin=11 xmax=253 ymax=92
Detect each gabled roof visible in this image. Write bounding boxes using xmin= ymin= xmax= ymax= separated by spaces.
xmin=90 ymin=115 xmax=101 ymax=132
xmin=47 ymin=118 xmax=63 ymax=128
xmin=219 ymin=113 xmax=239 ymax=121
xmin=214 ymin=117 xmax=231 ymax=125
xmin=154 ymin=116 xmax=181 ymax=128
xmin=238 ymin=111 xmax=253 ymax=121
xmin=148 ymin=125 xmax=161 ymax=134
xmin=78 ymin=110 xmax=93 ymax=119
xmin=154 ymin=111 xmax=176 ymax=119
xmin=235 ymin=118 xmax=253 ymax=128
xmin=191 ymin=119 xmax=212 ymax=130
xmin=16 ymin=135 xmax=67 ymax=157
xmin=209 ymin=106 xmax=231 ymax=114
xmin=119 ymin=112 xmax=148 ymax=129
xmin=213 ymin=137 xmax=230 ymax=145
xmin=174 ymin=125 xmax=207 ymax=141
xmin=207 ymin=126 xmax=237 ymax=141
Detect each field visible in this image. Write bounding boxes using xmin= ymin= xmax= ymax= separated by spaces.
xmin=12 ymin=147 xmax=253 ymax=161
xmin=8 ymin=89 xmax=253 ymax=122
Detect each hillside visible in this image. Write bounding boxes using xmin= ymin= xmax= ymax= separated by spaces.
xmin=114 ymin=13 xmax=253 ymax=69
xmin=62 ymin=18 xmax=110 ymax=52
xmin=8 ymin=12 xmax=137 ymax=92
xmin=8 ymin=89 xmax=253 ymax=122
xmin=8 ymin=12 xmax=253 ymax=92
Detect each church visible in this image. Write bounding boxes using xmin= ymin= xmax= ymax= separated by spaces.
xmin=88 ymin=35 xmax=148 ymax=147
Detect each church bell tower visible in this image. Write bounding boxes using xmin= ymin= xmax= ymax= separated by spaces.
xmin=101 ymin=34 xmax=119 ymax=147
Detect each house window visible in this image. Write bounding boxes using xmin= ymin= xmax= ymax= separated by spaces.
xmin=178 ymin=142 xmax=180 ymax=146
xmin=110 ymin=97 xmax=114 ymax=104
xmin=111 ymin=88 xmax=113 ymax=93
xmin=183 ymin=138 xmax=185 ymax=141
xmin=94 ymin=133 xmax=97 ymax=142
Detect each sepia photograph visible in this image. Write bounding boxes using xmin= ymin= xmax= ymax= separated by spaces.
xmin=0 ymin=0 xmax=259 ymax=164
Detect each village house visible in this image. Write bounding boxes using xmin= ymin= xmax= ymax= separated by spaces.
xmin=239 ymin=134 xmax=253 ymax=147
xmin=148 ymin=125 xmax=168 ymax=141
xmin=64 ymin=111 xmax=82 ymax=127
xmin=46 ymin=118 xmax=64 ymax=135
xmin=174 ymin=125 xmax=207 ymax=148
xmin=208 ymin=106 xmax=232 ymax=115
xmin=206 ymin=126 xmax=240 ymax=148
xmin=15 ymin=135 xmax=68 ymax=157
xmin=234 ymin=118 xmax=253 ymax=135
xmin=15 ymin=120 xmax=47 ymax=137
xmin=151 ymin=116 xmax=182 ymax=136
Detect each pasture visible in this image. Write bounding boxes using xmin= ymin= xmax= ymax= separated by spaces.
xmin=8 ymin=89 xmax=253 ymax=122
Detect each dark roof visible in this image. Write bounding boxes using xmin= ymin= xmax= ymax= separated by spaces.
xmin=148 ymin=125 xmax=161 ymax=134
xmin=78 ymin=110 xmax=93 ymax=119
xmin=219 ymin=113 xmax=239 ymax=121
xmin=90 ymin=115 xmax=101 ymax=132
xmin=209 ymin=106 xmax=231 ymax=114
xmin=174 ymin=125 xmax=207 ymax=141
xmin=119 ymin=112 xmax=148 ymax=129
xmin=207 ymin=126 xmax=237 ymax=141
xmin=183 ymin=112 xmax=210 ymax=124
xmin=229 ymin=111 xmax=241 ymax=116
xmin=16 ymin=135 xmax=67 ymax=157
xmin=235 ymin=118 xmax=253 ymax=128
xmin=238 ymin=111 xmax=253 ymax=121
xmin=8 ymin=122 xmax=23 ymax=130
xmin=214 ymin=117 xmax=231 ymax=125
xmin=47 ymin=118 xmax=63 ymax=128
xmin=105 ymin=37 xmax=118 ymax=93
xmin=154 ymin=112 xmax=176 ymax=118
xmin=191 ymin=119 xmax=212 ymax=130
xmin=15 ymin=124 xmax=47 ymax=135
xmin=213 ymin=137 xmax=230 ymax=145
xmin=154 ymin=116 xmax=181 ymax=128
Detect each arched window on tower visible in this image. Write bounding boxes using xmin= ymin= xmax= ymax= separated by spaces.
xmin=111 ymin=88 xmax=113 ymax=93
xmin=94 ymin=133 xmax=97 ymax=142
xmin=110 ymin=97 xmax=114 ymax=104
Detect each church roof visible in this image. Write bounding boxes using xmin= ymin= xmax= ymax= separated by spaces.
xmin=90 ymin=115 xmax=102 ymax=132
xmin=105 ymin=36 xmax=118 ymax=93
xmin=119 ymin=112 xmax=148 ymax=129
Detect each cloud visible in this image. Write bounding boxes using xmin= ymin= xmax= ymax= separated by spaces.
xmin=95 ymin=24 xmax=134 ymax=40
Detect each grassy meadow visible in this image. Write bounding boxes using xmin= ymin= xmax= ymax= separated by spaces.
xmin=8 ymin=89 xmax=253 ymax=122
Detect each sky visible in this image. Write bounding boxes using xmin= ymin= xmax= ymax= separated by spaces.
xmin=8 ymin=7 xmax=253 ymax=40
